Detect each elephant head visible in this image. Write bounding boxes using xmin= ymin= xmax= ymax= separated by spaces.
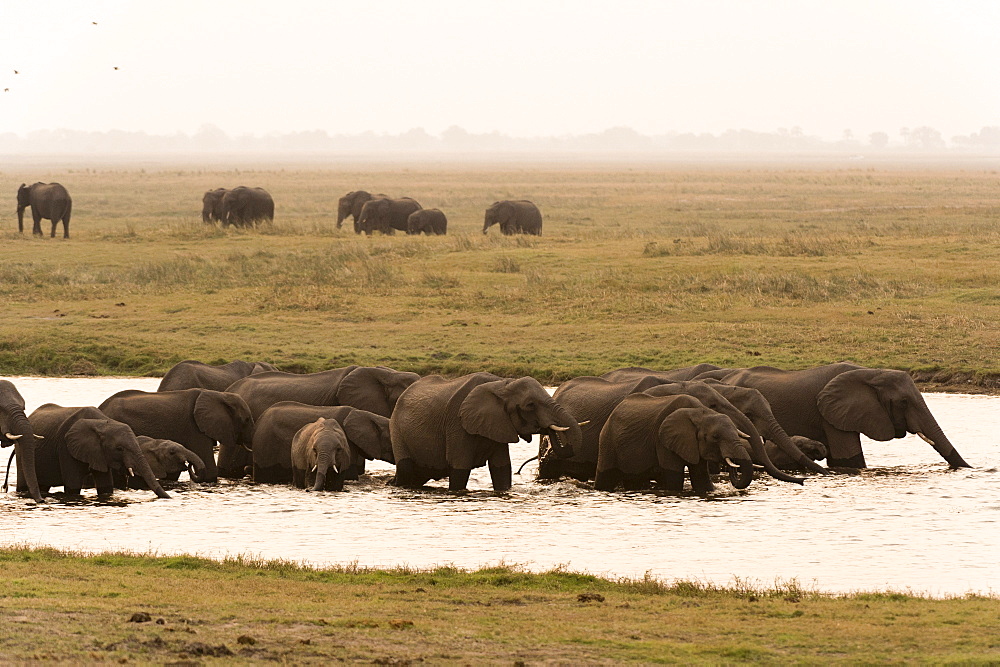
xmin=358 ymin=198 xmax=390 ymax=234
xmin=337 ymin=190 xmax=374 ymax=230
xmin=295 ymin=418 xmax=353 ymax=492
xmin=659 ymin=407 xmax=755 ymax=490
xmin=193 ymin=390 xmax=255 ymax=478
xmin=0 ymin=380 xmax=44 ymax=502
xmin=342 ymin=408 xmax=394 ymax=464
xmin=816 ymin=368 xmax=969 ymax=468
xmin=201 ymin=188 xmax=228 ymax=223
xmin=16 ymin=183 xmax=30 ymax=232
xmin=483 ymin=201 xmax=511 ymax=235
xmin=65 ymin=419 xmax=170 ymax=498
xmin=765 ymin=435 xmax=828 ymax=470
xmin=136 ymin=436 xmax=207 ymax=482
xmin=337 ymin=366 xmax=421 ymax=418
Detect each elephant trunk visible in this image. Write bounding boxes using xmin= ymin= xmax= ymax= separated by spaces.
xmin=760 ymin=412 xmax=830 ymax=475
xmin=542 ymin=403 xmax=583 ymax=458
xmin=128 ymin=451 xmax=171 ymax=499
xmin=724 ymin=410 xmax=805 ymax=485
xmin=726 ymin=457 xmax=755 ymax=490
xmin=17 ymin=207 xmax=25 ymax=233
xmin=312 ymin=451 xmax=332 ymax=491
xmin=8 ymin=410 xmax=43 ymax=502
xmin=186 ymin=451 xmax=207 ymax=482
xmin=913 ymin=412 xmax=970 ymax=468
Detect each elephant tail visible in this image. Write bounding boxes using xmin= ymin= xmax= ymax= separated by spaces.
xmin=515 ymin=455 xmax=538 ymax=475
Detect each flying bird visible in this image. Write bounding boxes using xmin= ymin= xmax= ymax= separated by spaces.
xmin=113 ymin=66 xmax=119 ymax=70
xmin=13 ymin=70 xmax=18 ymax=74
xmin=92 ymin=21 xmax=98 ymax=25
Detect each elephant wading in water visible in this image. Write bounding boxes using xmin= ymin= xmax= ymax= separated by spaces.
xmin=594 ymin=394 xmax=755 ymax=493
xmin=291 ymin=418 xmax=353 ymax=491
xmin=99 ymin=389 xmax=255 ymax=481
xmin=337 ymin=190 xmax=385 ymax=231
xmin=17 ymin=182 xmax=72 ymax=238
xmin=357 ymin=197 xmax=422 ymax=235
xmin=28 ymin=405 xmax=169 ymax=499
xmin=201 ymin=188 xmax=228 ymax=223
xmin=252 ymin=402 xmax=393 ymax=484
xmin=114 ymin=436 xmax=207 ymax=489
xmin=699 ymin=363 xmax=971 ymax=469
xmin=407 ymin=208 xmax=447 ymax=235
xmin=221 ymin=186 xmax=274 ymax=228
xmin=390 ymin=373 xmax=582 ymax=492
xmin=158 ymin=359 xmax=278 ymax=392
xmin=483 ymin=200 xmax=542 ymax=236
xmin=1 ymin=380 xmax=44 ymax=502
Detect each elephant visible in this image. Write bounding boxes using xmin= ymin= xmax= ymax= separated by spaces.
xmin=226 ymin=365 xmax=419 ymax=421
xmin=390 ymin=373 xmax=582 ymax=492
xmin=252 ymin=401 xmax=393 ymax=484
xmin=765 ymin=435 xmax=827 ymax=471
xmin=27 ymin=404 xmax=169 ymax=499
xmin=1 ymin=380 xmax=44 ymax=502
xmin=291 ymin=418 xmax=353 ymax=491
xmin=540 ymin=376 xmax=804 ymax=485
xmin=157 ymin=359 xmax=279 ymax=392
xmin=337 ymin=190 xmax=384 ymax=231
xmin=17 ymin=182 xmax=72 ymax=238
xmin=697 ymin=363 xmax=970 ymax=469
xmin=407 ymin=208 xmax=447 ymax=235
xmin=221 ymin=186 xmax=274 ymax=228
xmin=114 ymin=436 xmax=207 ymax=489
xmin=201 ymin=188 xmax=228 ymax=223
xmin=99 ymin=388 xmax=255 ymax=481
xmin=601 ymin=364 xmax=723 ymax=383
xmin=356 ymin=197 xmax=422 ymax=235
xmin=483 ymin=200 xmax=542 ymax=236
xmin=594 ymin=393 xmax=755 ymax=494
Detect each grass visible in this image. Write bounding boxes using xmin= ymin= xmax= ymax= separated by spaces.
xmin=0 ymin=546 xmax=997 ymax=663
xmin=2 ymin=161 xmax=1000 ymax=385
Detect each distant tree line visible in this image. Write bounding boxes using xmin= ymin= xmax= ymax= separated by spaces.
xmin=1 ymin=124 xmax=998 ymax=155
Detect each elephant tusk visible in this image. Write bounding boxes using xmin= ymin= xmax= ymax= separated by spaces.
xmin=311 ymin=465 xmax=318 ymax=473
xmin=548 ymin=424 xmax=571 ymax=432
xmin=332 ymin=464 xmax=339 ymax=474
xmin=736 ymin=430 xmax=752 ymax=440
xmin=241 ymin=443 xmax=253 ymax=452
xmin=127 ymin=467 xmax=135 ymax=478
xmin=916 ymin=432 xmax=935 ymax=446
xmin=577 ymin=420 xmax=590 ymax=427
xmin=752 ymin=463 xmax=766 ymax=470
xmin=5 ymin=433 xmax=23 ymax=440
xmin=725 ymin=457 xmax=743 ymax=469
xmin=34 ymin=434 xmax=44 ymax=439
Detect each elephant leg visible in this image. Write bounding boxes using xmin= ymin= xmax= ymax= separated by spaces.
xmin=688 ymin=462 xmax=715 ymax=494
xmin=448 ymin=468 xmax=471 ymax=491
xmin=292 ymin=467 xmax=305 ymax=488
xmin=32 ymin=211 xmax=43 ymax=236
xmin=824 ymin=424 xmax=867 ymax=468
xmin=593 ymin=468 xmax=620 ymax=491
xmin=392 ymin=458 xmax=428 ymax=488
xmin=656 ymin=468 xmax=686 ymax=492
xmin=487 ymin=449 xmax=512 ymax=492
xmin=345 ymin=457 xmax=366 ymax=481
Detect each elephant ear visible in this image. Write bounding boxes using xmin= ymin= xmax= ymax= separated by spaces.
xmin=817 ymin=369 xmax=895 ymax=441
xmin=194 ymin=390 xmax=235 ymax=440
xmin=65 ymin=419 xmax=110 ymax=472
xmin=459 ymin=380 xmax=519 ymax=444
xmin=338 ymin=368 xmax=391 ymax=416
xmin=658 ymin=409 xmax=702 ymax=466
xmin=342 ymin=409 xmax=382 ymax=460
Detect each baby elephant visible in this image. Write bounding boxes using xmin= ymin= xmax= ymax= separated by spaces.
xmin=765 ymin=435 xmax=827 ymax=470
xmin=291 ymin=418 xmax=352 ymax=491
xmin=407 ymin=208 xmax=447 ymax=235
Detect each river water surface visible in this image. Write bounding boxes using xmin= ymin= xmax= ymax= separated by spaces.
xmin=2 ymin=377 xmax=998 ymax=597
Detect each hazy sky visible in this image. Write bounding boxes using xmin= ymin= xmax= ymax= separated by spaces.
xmin=1 ymin=1 xmax=997 ymax=140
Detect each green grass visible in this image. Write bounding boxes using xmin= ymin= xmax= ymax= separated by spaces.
xmin=2 ymin=163 xmax=1000 ymax=385
xmin=0 ymin=546 xmax=997 ymax=663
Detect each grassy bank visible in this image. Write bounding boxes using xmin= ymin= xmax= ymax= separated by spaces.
xmin=0 ymin=547 xmax=997 ymax=663
xmin=2 ymin=163 xmax=1000 ymax=385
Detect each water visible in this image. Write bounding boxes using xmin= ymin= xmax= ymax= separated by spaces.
xmin=2 ymin=377 xmax=998 ymax=597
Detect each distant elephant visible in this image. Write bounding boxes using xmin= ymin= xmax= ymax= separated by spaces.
xmin=252 ymin=401 xmax=393 ymax=483
xmin=99 ymin=388 xmax=255 ymax=481
xmin=27 ymin=404 xmax=169 ymax=499
xmin=601 ymin=364 xmax=723 ymax=383
xmin=17 ymin=182 xmax=72 ymax=238
xmin=594 ymin=393 xmax=755 ymax=493
xmin=390 ymin=373 xmax=582 ymax=492
xmin=541 ymin=376 xmax=804 ymax=485
xmin=483 ymin=200 xmax=542 ymax=236
xmin=357 ymin=197 xmax=422 ymax=235
xmin=1 ymin=380 xmax=44 ymax=502
xmin=221 ymin=186 xmax=274 ymax=228
xmin=700 ymin=363 xmax=970 ymax=469
xmin=337 ymin=190 xmax=385 ymax=231
xmin=766 ymin=435 xmax=827 ymax=470
xmin=158 ymin=359 xmax=279 ymax=392
xmin=201 ymin=188 xmax=228 ymax=223
xmin=226 ymin=365 xmax=419 ymax=420
xmin=114 ymin=436 xmax=207 ymax=489
xmin=291 ymin=418 xmax=353 ymax=491
xmin=407 ymin=208 xmax=447 ymax=235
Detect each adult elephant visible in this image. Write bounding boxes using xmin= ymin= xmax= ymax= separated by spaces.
xmin=601 ymin=364 xmax=723 ymax=383
xmin=594 ymin=393 xmax=755 ymax=494
xmin=390 ymin=373 xmax=581 ymax=492
xmin=1 ymin=380 xmax=44 ymax=502
xmin=158 ymin=359 xmax=278 ymax=393
xmin=483 ymin=200 xmax=542 ymax=236
xmin=226 ymin=365 xmax=419 ymax=420
xmin=201 ymin=188 xmax=228 ymax=223
xmin=291 ymin=418 xmax=353 ymax=491
xmin=221 ymin=186 xmax=274 ymax=228
xmin=99 ymin=389 xmax=255 ymax=481
xmin=337 ymin=190 xmax=383 ymax=231
xmin=114 ymin=436 xmax=207 ymax=488
xmin=407 ymin=208 xmax=447 ymax=235
xmin=252 ymin=402 xmax=393 ymax=484
xmin=27 ymin=404 xmax=169 ymax=499
xmin=701 ymin=363 xmax=970 ymax=469
xmin=17 ymin=182 xmax=72 ymax=238
xmin=356 ymin=197 xmax=421 ymax=235
xmin=541 ymin=376 xmax=804 ymax=485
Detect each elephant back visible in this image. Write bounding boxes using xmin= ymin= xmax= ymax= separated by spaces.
xmin=226 ymin=365 xmax=360 ymax=420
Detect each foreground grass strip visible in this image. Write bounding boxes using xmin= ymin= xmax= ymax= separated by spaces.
xmin=0 ymin=547 xmax=997 ymax=663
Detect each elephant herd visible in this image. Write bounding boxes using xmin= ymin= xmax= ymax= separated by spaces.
xmin=1 ymin=359 xmax=970 ymax=504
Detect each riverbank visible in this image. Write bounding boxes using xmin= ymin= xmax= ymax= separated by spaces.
xmin=0 ymin=547 xmax=997 ymax=664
